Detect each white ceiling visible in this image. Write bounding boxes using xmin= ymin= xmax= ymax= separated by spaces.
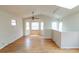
xmin=0 ymin=0 xmax=78 ymax=9
xmin=0 ymin=5 xmax=69 ymax=19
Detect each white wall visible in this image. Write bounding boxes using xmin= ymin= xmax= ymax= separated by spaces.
xmin=52 ymin=30 xmax=79 ymax=48
xmin=41 ymin=17 xmax=52 ymax=38
xmin=63 ymin=12 xmax=79 ymax=31
xmin=59 ymin=11 xmax=79 ymax=48
xmin=0 ymin=11 xmax=23 ymax=49
xmin=61 ymin=32 xmax=79 ymax=48
xmin=52 ymin=30 xmax=61 ymax=47
xmin=51 ymin=8 xmax=79 ymax=48
xmin=51 ymin=7 xmax=79 ymax=48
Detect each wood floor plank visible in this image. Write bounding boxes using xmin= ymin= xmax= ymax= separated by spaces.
xmin=0 ymin=35 xmax=79 ymax=53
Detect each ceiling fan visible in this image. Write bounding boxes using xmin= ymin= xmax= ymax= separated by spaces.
xmin=24 ymin=11 xmax=40 ymax=20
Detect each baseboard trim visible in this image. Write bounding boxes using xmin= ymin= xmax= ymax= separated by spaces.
xmin=61 ymin=47 xmax=79 ymax=49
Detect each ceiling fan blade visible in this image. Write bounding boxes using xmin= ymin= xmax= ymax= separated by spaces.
xmin=23 ymin=17 xmax=32 ymax=19
xmin=23 ymin=11 xmax=40 ymax=20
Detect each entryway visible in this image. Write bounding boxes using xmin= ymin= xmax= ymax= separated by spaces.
xmin=25 ymin=21 xmax=44 ymax=36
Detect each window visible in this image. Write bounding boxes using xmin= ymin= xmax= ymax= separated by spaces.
xmin=26 ymin=22 xmax=30 ymax=30
xmin=25 ymin=22 xmax=44 ymax=31
xmin=31 ymin=22 xmax=39 ymax=30
xmin=11 ymin=19 xmax=16 ymax=26
xmin=40 ymin=22 xmax=44 ymax=30
xmin=52 ymin=22 xmax=57 ymax=30
xmin=59 ymin=22 xmax=62 ymax=31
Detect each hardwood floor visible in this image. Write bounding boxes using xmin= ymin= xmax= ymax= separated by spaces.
xmin=0 ymin=35 xmax=79 ymax=53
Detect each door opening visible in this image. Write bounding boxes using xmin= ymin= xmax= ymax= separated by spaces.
xmin=25 ymin=21 xmax=44 ymax=36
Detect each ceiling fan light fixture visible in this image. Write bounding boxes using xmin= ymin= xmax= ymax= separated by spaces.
xmin=32 ymin=16 xmax=34 ymax=20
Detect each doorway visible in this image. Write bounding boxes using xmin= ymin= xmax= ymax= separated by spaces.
xmin=25 ymin=21 xmax=44 ymax=36
xmin=31 ymin=22 xmax=40 ymax=35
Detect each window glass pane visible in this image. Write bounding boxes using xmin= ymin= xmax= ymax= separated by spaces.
xmin=12 ymin=20 xmax=16 ymax=23
xmin=52 ymin=22 xmax=57 ymax=30
xmin=26 ymin=22 xmax=30 ymax=30
xmin=12 ymin=23 xmax=16 ymax=26
xmin=31 ymin=22 xmax=39 ymax=30
xmin=11 ymin=19 xmax=16 ymax=26
xmin=41 ymin=22 xmax=44 ymax=30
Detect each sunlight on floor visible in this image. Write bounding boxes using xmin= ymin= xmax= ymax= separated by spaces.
xmin=25 ymin=37 xmax=32 ymax=48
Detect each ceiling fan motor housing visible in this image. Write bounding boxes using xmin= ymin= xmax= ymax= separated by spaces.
xmin=32 ymin=16 xmax=34 ymax=20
